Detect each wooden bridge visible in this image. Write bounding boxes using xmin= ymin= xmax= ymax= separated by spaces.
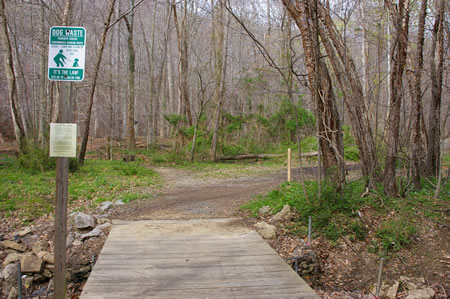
xmin=81 ymin=219 xmax=319 ymax=298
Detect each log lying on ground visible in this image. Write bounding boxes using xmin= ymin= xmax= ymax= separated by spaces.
xmin=216 ymin=151 xmax=318 ymax=161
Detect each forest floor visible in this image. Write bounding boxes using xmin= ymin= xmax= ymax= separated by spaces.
xmin=0 ymin=139 xmax=449 ymax=298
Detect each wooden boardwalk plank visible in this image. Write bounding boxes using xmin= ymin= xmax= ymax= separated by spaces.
xmin=81 ymin=219 xmax=319 ymax=299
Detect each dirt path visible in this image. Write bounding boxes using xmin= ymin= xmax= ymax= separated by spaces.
xmin=110 ymin=167 xmax=287 ymax=220
xmin=110 ymin=165 xmax=362 ymax=221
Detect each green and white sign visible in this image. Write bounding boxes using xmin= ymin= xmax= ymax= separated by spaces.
xmin=48 ymin=26 xmax=86 ymax=81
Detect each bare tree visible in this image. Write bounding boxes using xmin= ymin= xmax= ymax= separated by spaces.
xmin=172 ymin=0 xmax=192 ymax=128
xmin=210 ymin=0 xmax=225 ymax=161
xmin=411 ymin=0 xmax=427 ymax=188
xmin=383 ymin=0 xmax=410 ymax=196
xmin=0 ymin=0 xmax=26 ymax=152
xmin=38 ymin=2 xmax=47 ymax=149
xmin=125 ymin=0 xmax=136 ymax=151
xmin=281 ymin=0 xmax=345 ymax=188
xmin=426 ymin=0 xmax=445 ymax=177
xmin=78 ymin=0 xmax=116 ymax=164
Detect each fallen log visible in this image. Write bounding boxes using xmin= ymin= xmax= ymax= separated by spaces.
xmin=215 ymin=151 xmax=318 ymax=161
xmin=215 ymin=154 xmax=282 ymax=161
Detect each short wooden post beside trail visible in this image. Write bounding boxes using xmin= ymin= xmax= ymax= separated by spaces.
xmin=287 ymin=148 xmax=292 ymax=182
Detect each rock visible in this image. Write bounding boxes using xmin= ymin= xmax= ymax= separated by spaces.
xmin=0 ymin=268 xmax=3 ymax=281
xmin=33 ymin=273 xmax=48 ymax=282
xmin=72 ymin=240 xmax=82 ymax=246
xmin=21 ymin=254 xmax=43 ymax=273
xmin=258 ymin=206 xmax=271 ymax=216
xmin=3 ymin=253 xmax=23 ymax=267
xmin=99 ymin=201 xmax=113 ymax=212
xmin=97 ymin=217 xmax=110 ymax=225
xmin=271 ymin=204 xmax=292 ymax=223
xmin=37 ymin=251 xmax=54 ymax=264
xmin=74 ymin=212 xmax=95 ymax=230
xmin=2 ymin=263 xmax=18 ymax=282
xmin=37 ymin=251 xmax=47 ymax=259
xmin=42 ymin=269 xmax=52 ymax=278
xmin=66 ymin=232 xmax=75 ymax=247
xmin=42 ymin=253 xmax=54 ymax=264
xmin=114 ymin=200 xmax=125 ymax=205
xmin=405 ymin=288 xmax=435 ymax=299
xmin=31 ymin=240 xmax=48 ymax=255
xmin=14 ymin=227 xmax=32 ymax=238
xmin=7 ymin=286 xmax=18 ymax=299
xmin=254 ymin=222 xmax=277 ymax=239
xmin=80 ymin=223 xmax=111 ymax=241
xmin=386 ymin=281 xmax=400 ymax=299
xmin=45 ymin=264 xmax=54 ymax=273
xmin=0 ymin=240 xmax=27 ymax=252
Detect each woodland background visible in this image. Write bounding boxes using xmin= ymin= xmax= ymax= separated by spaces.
xmin=0 ymin=0 xmax=448 ymax=195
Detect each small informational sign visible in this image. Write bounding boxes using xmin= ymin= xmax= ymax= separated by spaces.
xmin=49 ymin=123 xmax=77 ymax=158
xmin=48 ymin=26 xmax=86 ymax=81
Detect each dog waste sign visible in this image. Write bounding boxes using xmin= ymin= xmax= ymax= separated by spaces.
xmin=48 ymin=26 xmax=86 ymax=81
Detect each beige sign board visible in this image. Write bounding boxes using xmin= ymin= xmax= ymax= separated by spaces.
xmin=50 ymin=123 xmax=77 ymax=158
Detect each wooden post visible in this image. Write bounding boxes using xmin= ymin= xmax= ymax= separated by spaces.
xmin=287 ymin=148 xmax=291 ymax=182
xmin=54 ymin=81 xmax=72 ymax=299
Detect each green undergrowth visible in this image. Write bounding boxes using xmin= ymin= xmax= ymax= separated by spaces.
xmin=0 ymin=154 xmax=160 ymax=224
xmin=242 ymin=177 xmax=448 ymax=257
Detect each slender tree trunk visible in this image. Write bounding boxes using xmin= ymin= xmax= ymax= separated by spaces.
xmin=426 ymin=0 xmax=445 ymax=176
xmin=0 ymin=0 xmax=26 ymax=152
xmin=125 ymin=0 xmax=136 ymax=151
xmin=172 ymin=0 xmax=192 ymax=127
xmin=38 ymin=3 xmax=48 ymax=149
xmin=411 ymin=0 xmax=427 ymax=188
xmin=78 ymin=0 xmax=116 ymax=164
xmin=211 ymin=0 xmax=225 ymax=161
xmin=383 ymin=0 xmax=410 ymax=196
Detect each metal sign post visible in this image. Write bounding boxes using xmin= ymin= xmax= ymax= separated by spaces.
xmin=48 ymin=25 xmax=85 ymax=299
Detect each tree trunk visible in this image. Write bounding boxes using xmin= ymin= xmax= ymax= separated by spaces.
xmin=0 ymin=0 xmax=26 ymax=152
xmin=426 ymin=0 xmax=445 ymax=176
xmin=383 ymin=0 xmax=410 ymax=196
xmin=287 ymin=0 xmax=378 ymax=187
xmin=38 ymin=2 xmax=48 ymax=149
xmin=211 ymin=0 xmax=225 ymax=161
xmin=411 ymin=0 xmax=427 ymax=188
xmin=125 ymin=0 xmax=136 ymax=151
xmin=282 ymin=0 xmax=345 ymax=189
xmin=172 ymin=0 xmax=192 ymax=127
xmin=78 ymin=0 xmax=116 ymax=164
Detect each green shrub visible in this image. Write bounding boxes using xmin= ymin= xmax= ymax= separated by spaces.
xmin=344 ymin=146 xmax=360 ymax=161
xmin=16 ymin=148 xmax=55 ymax=173
xmin=376 ymin=219 xmax=417 ymax=253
